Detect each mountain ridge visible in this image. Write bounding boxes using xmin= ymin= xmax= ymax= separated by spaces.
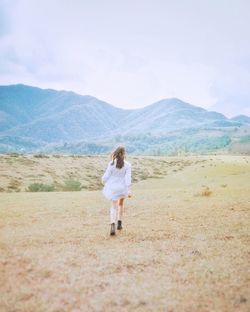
xmin=0 ymin=84 xmax=249 ymax=154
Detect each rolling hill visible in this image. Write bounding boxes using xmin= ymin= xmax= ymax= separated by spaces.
xmin=231 ymin=115 xmax=250 ymax=124
xmin=0 ymin=84 xmax=131 ymax=141
xmin=0 ymin=84 xmax=249 ymax=154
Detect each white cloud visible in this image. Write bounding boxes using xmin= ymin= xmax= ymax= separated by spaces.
xmin=0 ymin=0 xmax=250 ymax=116
xmin=210 ymin=63 xmax=250 ymax=116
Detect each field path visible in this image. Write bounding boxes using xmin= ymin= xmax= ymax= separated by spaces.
xmin=0 ymin=156 xmax=250 ymax=311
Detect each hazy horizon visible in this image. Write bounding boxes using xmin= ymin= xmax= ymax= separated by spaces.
xmin=1 ymin=0 xmax=250 ymax=117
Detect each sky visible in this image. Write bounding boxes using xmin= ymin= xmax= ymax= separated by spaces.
xmin=0 ymin=0 xmax=250 ymax=117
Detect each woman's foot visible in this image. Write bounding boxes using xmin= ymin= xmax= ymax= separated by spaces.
xmin=110 ymin=223 xmax=116 ymax=236
xmin=117 ymin=220 xmax=122 ymax=230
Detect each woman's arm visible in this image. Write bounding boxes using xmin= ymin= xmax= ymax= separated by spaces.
xmin=101 ymin=163 xmax=112 ymax=184
xmin=125 ymin=163 xmax=132 ymax=187
xmin=125 ymin=163 xmax=132 ymax=197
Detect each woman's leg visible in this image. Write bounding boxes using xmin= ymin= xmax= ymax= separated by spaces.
xmin=110 ymin=200 xmax=118 ymax=224
xmin=118 ymin=198 xmax=124 ymax=221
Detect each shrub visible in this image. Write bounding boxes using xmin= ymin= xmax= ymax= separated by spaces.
xmin=63 ymin=179 xmax=81 ymax=191
xmin=27 ymin=183 xmax=55 ymax=192
xmin=240 ymin=135 xmax=250 ymax=143
xmin=201 ymin=187 xmax=212 ymax=197
xmin=139 ymin=174 xmax=149 ymax=180
xmin=8 ymin=179 xmax=21 ymax=192
xmin=33 ymin=154 xmax=49 ymax=158
xmin=8 ymin=153 xmax=20 ymax=157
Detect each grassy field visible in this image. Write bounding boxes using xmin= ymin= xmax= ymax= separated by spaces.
xmin=0 ymin=154 xmax=250 ymax=311
xmin=0 ymin=154 xmax=200 ymax=192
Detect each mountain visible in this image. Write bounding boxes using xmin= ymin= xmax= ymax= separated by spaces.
xmin=231 ymin=115 xmax=250 ymax=124
xmin=113 ymin=98 xmax=230 ymax=135
xmin=0 ymin=84 xmax=130 ymax=142
xmin=0 ymin=84 xmax=250 ymax=154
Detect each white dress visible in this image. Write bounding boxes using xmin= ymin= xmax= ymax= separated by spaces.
xmin=102 ymin=159 xmax=132 ymax=200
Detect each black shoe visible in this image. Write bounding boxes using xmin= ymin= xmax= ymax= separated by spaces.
xmin=117 ymin=220 xmax=122 ymax=230
xmin=110 ymin=223 xmax=116 ymax=236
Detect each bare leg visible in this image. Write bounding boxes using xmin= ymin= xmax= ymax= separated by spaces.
xmin=118 ymin=198 xmax=125 ymax=221
xmin=110 ymin=200 xmax=118 ymax=224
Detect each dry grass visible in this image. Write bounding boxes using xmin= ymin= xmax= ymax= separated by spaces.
xmin=0 ymin=155 xmax=250 ymax=311
xmin=201 ymin=187 xmax=212 ymax=197
xmin=0 ymin=154 xmax=198 ymax=193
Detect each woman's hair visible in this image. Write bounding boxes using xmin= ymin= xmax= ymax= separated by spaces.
xmin=111 ymin=146 xmax=125 ymax=169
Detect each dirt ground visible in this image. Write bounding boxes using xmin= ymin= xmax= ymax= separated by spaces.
xmin=0 ymin=155 xmax=250 ymax=311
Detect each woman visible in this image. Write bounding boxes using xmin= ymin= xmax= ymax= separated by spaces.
xmin=101 ymin=146 xmax=132 ymax=236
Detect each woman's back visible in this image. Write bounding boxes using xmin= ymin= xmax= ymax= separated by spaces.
xmin=109 ymin=159 xmax=130 ymax=177
xmin=102 ymin=159 xmax=131 ymax=200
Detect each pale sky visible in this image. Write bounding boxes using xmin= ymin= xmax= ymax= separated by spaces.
xmin=0 ymin=0 xmax=250 ymax=117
